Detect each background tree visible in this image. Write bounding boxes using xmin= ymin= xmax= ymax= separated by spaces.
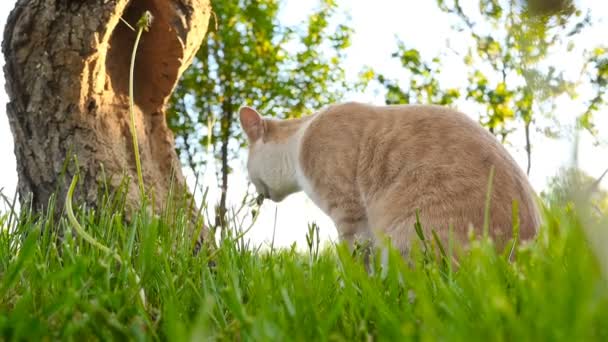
xmin=367 ymin=0 xmax=605 ymax=176
xmin=578 ymin=46 xmax=608 ymax=140
xmin=2 ymin=0 xmax=211 ymax=213
xmin=366 ymin=42 xmax=461 ymax=107
xmin=169 ymin=0 xmax=353 ymax=226
xmin=542 ymin=166 xmax=608 ymax=218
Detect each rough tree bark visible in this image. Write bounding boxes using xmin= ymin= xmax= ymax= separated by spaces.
xmin=2 ymin=0 xmax=211 ymax=213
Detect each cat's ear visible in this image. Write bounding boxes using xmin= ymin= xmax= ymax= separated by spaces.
xmin=239 ymin=106 xmax=264 ymax=142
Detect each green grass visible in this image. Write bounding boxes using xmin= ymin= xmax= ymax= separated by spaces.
xmin=0 ymin=185 xmax=607 ymax=341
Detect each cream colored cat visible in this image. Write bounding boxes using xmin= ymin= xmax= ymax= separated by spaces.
xmin=239 ymin=102 xmax=540 ymax=254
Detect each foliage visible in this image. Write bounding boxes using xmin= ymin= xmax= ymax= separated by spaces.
xmin=436 ymin=0 xmax=584 ymax=139
xmin=368 ymin=43 xmax=461 ymax=106
xmin=578 ymin=46 xmax=608 ymax=139
xmin=542 ymin=166 xmax=608 ymax=217
xmin=367 ymin=0 xmax=606 ymax=175
xmin=168 ymin=0 xmax=353 ymax=223
xmin=1 ymin=183 xmax=608 ymax=340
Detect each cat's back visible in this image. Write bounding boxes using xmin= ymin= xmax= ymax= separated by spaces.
xmin=300 ymin=101 xmax=519 ymax=194
xmin=305 ymin=101 xmax=534 ymax=195
xmin=302 ymin=101 xmax=506 ymax=165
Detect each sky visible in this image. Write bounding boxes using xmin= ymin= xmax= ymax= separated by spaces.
xmin=1 ymin=0 xmax=607 ymax=250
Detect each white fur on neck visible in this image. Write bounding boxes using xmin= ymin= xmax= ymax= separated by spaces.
xmin=254 ymin=139 xmax=299 ymax=202
xmin=291 ymin=116 xmax=329 ymax=214
xmin=251 ymin=115 xmax=325 ymax=207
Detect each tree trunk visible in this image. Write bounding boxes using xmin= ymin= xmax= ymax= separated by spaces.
xmin=2 ymin=0 xmax=211 ymax=213
xmin=524 ymin=120 xmax=531 ymax=175
xmin=216 ymin=107 xmax=232 ymax=229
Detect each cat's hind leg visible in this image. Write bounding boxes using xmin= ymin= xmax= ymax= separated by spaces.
xmin=333 ymin=216 xmax=375 ymax=267
xmin=335 ymin=217 xmax=372 ymax=251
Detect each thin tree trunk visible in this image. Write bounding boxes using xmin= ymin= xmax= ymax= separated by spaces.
xmin=525 ymin=121 xmax=532 ymax=175
xmin=2 ymin=0 xmax=211 ymax=214
xmin=216 ymin=103 xmax=233 ymax=228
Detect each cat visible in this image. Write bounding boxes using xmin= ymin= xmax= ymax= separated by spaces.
xmin=238 ymin=101 xmax=540 ymax=255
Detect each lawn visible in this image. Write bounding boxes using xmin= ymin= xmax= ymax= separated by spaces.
xmin=0 ymin=187 xmax=607 ymax=341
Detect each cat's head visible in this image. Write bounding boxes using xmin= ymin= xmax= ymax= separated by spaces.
xmin=238 ymin=106 xmax=298 ymax=203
